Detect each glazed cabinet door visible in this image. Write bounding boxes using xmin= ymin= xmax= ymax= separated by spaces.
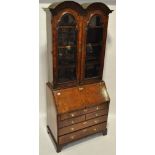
xmin=80 ymin=11 xmax=109 ymax=84
xmin=52 ymin=10 xmax=82 ymax=88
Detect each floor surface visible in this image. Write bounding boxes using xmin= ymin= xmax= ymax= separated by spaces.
xmin=39 ymin=114 xmax=115 ymax=155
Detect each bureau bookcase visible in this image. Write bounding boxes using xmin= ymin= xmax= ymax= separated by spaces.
xmin=44 ymin=1 xmax=113 ymax=152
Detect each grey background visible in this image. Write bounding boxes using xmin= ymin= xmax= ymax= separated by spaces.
xmin=39 ymin=0 xmax=116 ymax=5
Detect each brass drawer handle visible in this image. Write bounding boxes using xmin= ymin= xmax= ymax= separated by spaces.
xmin=57 ymin=92 xmax=61 ymax=96
xmin=70 ymin=136 xmax=75 ymax=139
xmin=70 ymin=113 xmax=75 ymax=117
xmin=95 ymin=113 xmax=98 ymax=117
xmin=94 ymin=120 xmax=98 ymax=123
xmin=79 ymin=87 xmax=84 ymax=91
xmin=96 ymin=106 xmax=99 ymax=110
xmin=84 ymin=109 xmax=87 ymax=112
xmin=71 ymin=127 xmax=74 ymax=131
xmin=71 ymin=120 xmax=74 ymax=124
xmin=93 ymin=128 xmax=97 ymax=131
xmin=83 ymin=122 xmax=87 ymax=125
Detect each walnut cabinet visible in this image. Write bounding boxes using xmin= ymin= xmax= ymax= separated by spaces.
xmin=44 ymin=1 xmax=113 ymax=152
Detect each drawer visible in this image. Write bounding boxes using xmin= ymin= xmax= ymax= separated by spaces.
xmin=86 ymin=109 xmax=108 ymax=120
xmin=58 ymin=115 xmax=107 ymax=136
xmin=59 ymin=122 xmax=107 ymax=144
xmin=58 ymin=115 xmax=85 ymax=128
xmin=86 ymin=103 xmax=109 ymax=113
xmin=60 ymin=109 xmax=85 ymax=121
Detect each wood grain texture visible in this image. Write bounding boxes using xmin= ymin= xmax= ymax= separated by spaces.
xmin=53 ymin=87 xmax=85 ymax=114
xmin=46 ymin=1 xmax=113 ymax=89
xmin=58 ymin=115 xmax=85 ymax=128
xmin=80 ymin=10 xmax=109 ymax=83
xmin=49 ymin=1 xmax=112 ymax=16
xmin=59 ymin=115 xmax=107 ymax=136
xmin=45 ymin=1 xmax=112 ymax=152
xmin=86 ymin=109 xmax=108 ymax=120
xmin=86 ymin=102 xmax=109 ymax=113
xmin=53 ymin=82 xmax=110 ymax=114
xmin=47 ymin=82 xmax=110 ymax=151
xmin=60 ymin=109 xmax=85 ymax=121
xmin=59 ymin=122 xmax=107 ymax=144
xmin=81 ymin=82 xmax=110 ymax=107
xmin=46 ymin=84 xmax=58 ymax=142
xmin=51 ymin=6 xmax=82 ymax=89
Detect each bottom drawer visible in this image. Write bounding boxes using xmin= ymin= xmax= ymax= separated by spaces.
xmin=59 ymin=122 xmax=107 ymax=145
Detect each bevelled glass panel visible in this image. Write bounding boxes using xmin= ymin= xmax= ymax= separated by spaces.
xmin=87 ymin=28 xmax=103 ymax=43
xmin=57 ymin=14 xmax=77 ymax=83
xmin=58 ymin=27 xmax=77 ymax=46
xmin=88 ymin=15 xmax=102 ymax=27
xmin=58 ymin=14 xmax=76 ymax=26
xmin=58 ymin=47 xmax=76 ymax=83
xmin=85 ymin=16 xmax=103 ymax=79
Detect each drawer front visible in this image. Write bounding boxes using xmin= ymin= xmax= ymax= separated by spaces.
xmin=86 ymin=109 xmax=108 ymax=120
xmin=59 ymin=115 xmax=107 ymax=136
xmin=60 ymin=109 xmax=85 ymax=121
xmin=59 ymin=122 xmax=107 ymax=144
xmin=86 ymin=103 xmax=109 ymax=113
xmin=58 ymin=115 xmax=85 ymax=128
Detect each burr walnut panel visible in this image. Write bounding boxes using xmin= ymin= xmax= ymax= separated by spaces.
xmin=53 ymin=82 xmax=110 ymax=114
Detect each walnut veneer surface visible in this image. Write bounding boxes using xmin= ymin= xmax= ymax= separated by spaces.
xmin=46 ymin=81 xmax=110 ymax=152
xmin=45 ymin=1 xmax=113 ymax=152
xmin=53 ymin=82 xmax=110 ymax=114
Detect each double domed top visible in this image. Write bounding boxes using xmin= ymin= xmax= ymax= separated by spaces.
xmin=48 ymin=1 xmax=113 ymax=16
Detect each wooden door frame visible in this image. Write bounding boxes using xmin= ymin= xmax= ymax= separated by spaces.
xmin=80 ymin=10 xmax=109 ymax=85
xmin=52 ymin=8 xmax=82 ymax=88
